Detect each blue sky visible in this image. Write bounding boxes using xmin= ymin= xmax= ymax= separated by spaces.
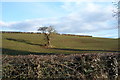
xmin=0 ymin=1 xmax=118 ymax=38
xmin=2 ymin=2 xmax=67 ymax=22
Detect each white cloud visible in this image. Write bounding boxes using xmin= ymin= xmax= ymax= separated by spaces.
xmin=0 ymin=21 xmax=7 ymax=27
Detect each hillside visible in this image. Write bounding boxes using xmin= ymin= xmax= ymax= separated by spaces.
xmin=2 ymin=32 xmax=119 ymax=55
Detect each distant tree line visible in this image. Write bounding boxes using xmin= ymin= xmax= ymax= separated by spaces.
xmin=2 ymin=31 xmax=92 ymax=37
xmin=1 ymin=31 xmax=42 ymax=34
xmin=61 ymin=34 xmax=92 ymax=37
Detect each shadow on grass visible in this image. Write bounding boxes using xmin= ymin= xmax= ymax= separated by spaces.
xmin=2 ymin=48 xmax=57 ymax=55
xmin=5 ymin=38 xmax=44 ymax=46
xmin=2 ymin=48 xmax=119 ymax=55
xmin=52 ymin=48 xmax=120 ymax=52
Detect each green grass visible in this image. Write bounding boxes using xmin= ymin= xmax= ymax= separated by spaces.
xmin=2 ymin=33 xmax=119 ymax=55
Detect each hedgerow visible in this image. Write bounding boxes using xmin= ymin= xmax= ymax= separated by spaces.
xmin=2 ymin=53 xmax=120 ymax=80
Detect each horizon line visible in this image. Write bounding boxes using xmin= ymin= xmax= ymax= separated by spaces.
xmin=1 ymin=31 xmax=119 ymax=39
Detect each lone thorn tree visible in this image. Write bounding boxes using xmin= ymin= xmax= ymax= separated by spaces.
xmin=38 ymin=26 xmax=56 ymax=48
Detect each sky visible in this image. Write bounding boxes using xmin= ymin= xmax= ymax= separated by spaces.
xmin=0 ymin=0 xmax=119 ymax=38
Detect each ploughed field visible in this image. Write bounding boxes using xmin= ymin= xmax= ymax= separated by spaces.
xmin=2 ymin=33 xmax=119 ymax=55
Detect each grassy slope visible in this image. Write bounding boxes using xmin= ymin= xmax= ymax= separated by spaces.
xmin=2 ymin=33 xmax=119 ymax=55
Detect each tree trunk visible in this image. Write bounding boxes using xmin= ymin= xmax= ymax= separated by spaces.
xmin=44 ymin=33 xmax=50 ymax=47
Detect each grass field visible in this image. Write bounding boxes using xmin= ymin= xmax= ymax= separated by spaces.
xmin=2 ymin=33 xmax=119 ymax=55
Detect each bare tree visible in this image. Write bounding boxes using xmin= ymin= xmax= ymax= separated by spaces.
xmin=112 ymin=1 xmax=120 ymax=38
xmin=38 ymin=26 xmax=56 ymax=47
xmin=112 ymin=1 xmax=120 ymax=19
